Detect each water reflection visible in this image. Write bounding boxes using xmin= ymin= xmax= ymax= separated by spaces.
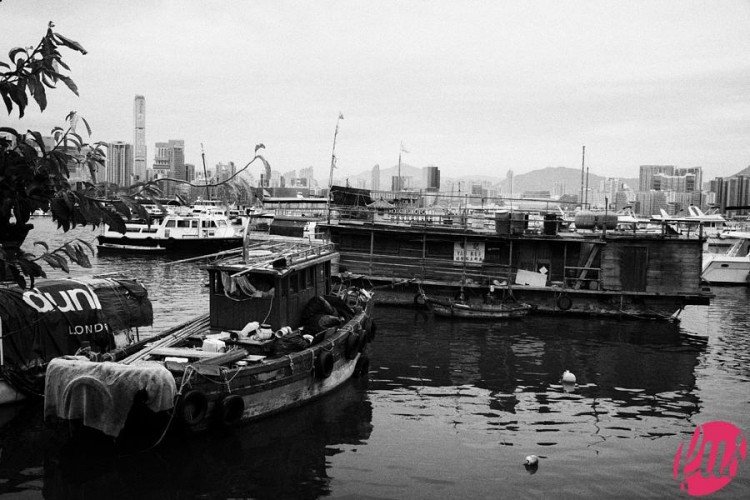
xmin=0 ymin=382 xmax=372 ymax=499
xmin=369 ymin=310 xmax=706 ymax=446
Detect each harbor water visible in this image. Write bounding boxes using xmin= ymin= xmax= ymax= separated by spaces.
xmin=0 ymin=218 xmax=748 ymax=498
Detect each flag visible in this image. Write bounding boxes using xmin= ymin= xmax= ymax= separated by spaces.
xmin=339 ymin=113 xmax=344 ymax=120
xmin=400 ymin=142 xmax=409 ymax=154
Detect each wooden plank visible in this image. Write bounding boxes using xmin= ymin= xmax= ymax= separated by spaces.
xmin=150 ymin=347 xmax=222 ymax=359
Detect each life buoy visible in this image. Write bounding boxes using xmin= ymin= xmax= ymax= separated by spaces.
xmin=414 ymin=293 xmax=426 ymax=306
xmin=216 ymin=394 xmax=245 ymax=426
xmin=556 ymin=295 xmax=573 ymax=311
xmin=180 ymin=390 xmax=208 ymax=426
xmin=345 ymin=332 xmax=361 ymax=360
xmin=315 ymin=350 xmax=334 ymax=379
xmin=353 ymin=354 xmax=370 ymax=378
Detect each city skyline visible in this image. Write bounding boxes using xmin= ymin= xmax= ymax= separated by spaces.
xmin=3 ymin=1 xmax=749 ymax=181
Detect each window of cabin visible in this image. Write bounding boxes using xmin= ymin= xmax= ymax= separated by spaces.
xmin=298 ymin=272 xmax=305 ymax=291
xmin=426 ymin=240 xmax=454 ymax=259
xmin=217 ymin=220 xmax=227 ymax=227
xmin=165 ymin=219 xmax=176 ymax=228
xmin=374 ymin=237 xmax=399 ymax=255
xmin=305 ymin=267 xmax=313 ymax=288
xmin=202 ymin=220 xmax=218 ymax=228
xmin=290 ymin=272 xmax=299 ymax=293
xmin=177 ymin=219 xmax=192 ymax=228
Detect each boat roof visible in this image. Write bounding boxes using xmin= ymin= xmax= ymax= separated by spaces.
xmin=205 ymin=240 xmax=336 ymax=277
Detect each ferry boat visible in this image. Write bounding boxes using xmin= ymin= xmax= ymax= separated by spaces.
xmin=97 ymin=210 xmax=244 ymax=254
xmin=44 ymin=239 xmax=375 ymax=440
xmin=0 ymin=278 xmax=152 ymax=405
xmin=320 ymin=194 xmax=712 ymax=321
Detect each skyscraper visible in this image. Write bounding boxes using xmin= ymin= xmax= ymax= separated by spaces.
xmin=133 ymin=95 xmax=146 ymax=181
xmin=106 ymin=142 xmax=134 ymax=187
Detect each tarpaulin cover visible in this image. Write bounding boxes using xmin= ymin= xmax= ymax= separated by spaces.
xmin=0 ymin=278 xmax=153 ymax=370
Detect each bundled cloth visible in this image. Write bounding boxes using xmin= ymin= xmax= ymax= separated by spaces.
xmin=44 ymin=357 xmax=176 ymax=437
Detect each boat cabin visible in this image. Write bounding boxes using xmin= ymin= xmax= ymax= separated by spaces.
xmin=206 ymin=242 xmax=336 ymax=332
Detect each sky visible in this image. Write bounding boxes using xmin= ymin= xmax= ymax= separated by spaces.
xmin=2 ymin=0 xmax=750 ymax=182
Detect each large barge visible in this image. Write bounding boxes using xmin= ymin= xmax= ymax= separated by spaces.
xmin=319 ymin=204 xmax=712 ymax=320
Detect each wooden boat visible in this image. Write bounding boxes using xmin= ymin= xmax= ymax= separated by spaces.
xmin=44 ymin=240 xmax=376 ymax=439
xmin=423 ymin=293 xmax=533 ymax=320
xmin=0 ymin=278 xmax=153 ymax=405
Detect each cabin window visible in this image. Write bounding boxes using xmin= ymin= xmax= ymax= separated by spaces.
xmin=165 ymin=219 xmax=176 ymax=228
xmin=217 ymin=220 xmax=227 ymax=227
xmin=306 ymin=267 xmax=313 ymax=288
xmin=177 ymin=219 xmax=192 ymax=228
xmin=374 ymin=238 xmax=399 ymax=255
xmin=426 ymin=241 xmax=454 ymax=259
xmin=201 ymin=220 xmax=218 ymax=228
xmin=339 ymin=234 xmax=370 ymax=251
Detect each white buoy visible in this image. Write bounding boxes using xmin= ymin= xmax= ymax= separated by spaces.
xmin=524 ymin=455 xmax=539 ymax=466
xmin=562 ymin=370 xmax=577 ymax=384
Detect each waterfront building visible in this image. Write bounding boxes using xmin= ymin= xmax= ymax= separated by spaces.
xmin=152 ymin=140 xmax=185 ymax=194
xmin=105 ymin=141 xmax=134 ymax=187
xmin=639 ymin=165 xmax=674 ymax=191
xmin=424 ymin=166 xmax=440 ymax=192
xmin=636 ymin=190 xmax=667 ymax=216
xmin=133 ymin=95 xmax=146 ymax=181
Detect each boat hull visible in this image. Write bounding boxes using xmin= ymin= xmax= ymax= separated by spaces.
xmin=427 ymin=299 xmax=532 ymax=319
xmin=97 ymin=235 xmax=243 ymax=254
xmin=701 ymin=257 xmax=750 ymax=285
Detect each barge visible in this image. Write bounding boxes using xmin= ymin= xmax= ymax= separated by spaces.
xmin=319 ymin=203 xmax=712 ymax=320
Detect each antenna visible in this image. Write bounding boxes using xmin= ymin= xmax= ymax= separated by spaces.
xmin=201 ymin=143 xmax=210 ymax=200
xmin=579 ymin=145 xmax=585 ymax=209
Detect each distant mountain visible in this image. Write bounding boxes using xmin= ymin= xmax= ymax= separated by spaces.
xmin=347 ymin=164 xmax=637 ymax=194
xmin=731 ymin=165 xmax=750 ymax=177
xmin=497 ymin=167 xmax=638 ymax=195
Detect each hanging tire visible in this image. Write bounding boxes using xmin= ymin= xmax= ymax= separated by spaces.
xmin=315 ymin=350 xmax=334 ymax=379
xmin=180 ymin=390 xmax=208 ymax=426
xmin=345 ymin=332 xmax=361 ymax=360
xmin=556 ymin=295 xmax=573 ymax=311
xmin=414 ymin=293 xmax=426 ymax=306
xmin=216 ymin=394 xmax=245 ymax=427
xmin=353 ymin=354 xmax=370 ymax=379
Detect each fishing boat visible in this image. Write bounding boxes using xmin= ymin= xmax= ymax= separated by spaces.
xmin=43 ymin=239 xmax=375 ymax=440
xmin=0 ymin=277 xmax=153 ymax=405
xmin=97 ymin=210 xmax=244 ymax=254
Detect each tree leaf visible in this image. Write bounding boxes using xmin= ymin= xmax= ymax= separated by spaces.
xmin=80 ymin=116 xmax=92 ymax=136
xmin=34 ymin=241 xmax=50 ymax=251
xmin=28 ymin=130 xmax=47 ymax=154
xmin=8 ymin=47 xmax=27 ymax=64
xmin=53 ymin=33 xmax=88 ymax=55
xmin=57 ymin=74 xmax=79 ymax=97
xmin=29 ymin=76 xmax=48 ymax=111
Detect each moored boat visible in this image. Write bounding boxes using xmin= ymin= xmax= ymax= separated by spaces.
xmin=424 ymin=295 xmax=533 ymax=320
xmin=97 ymin=210 xmax=244 ymax=254
xmin=43 ymin=239 xmax=375 ymax=440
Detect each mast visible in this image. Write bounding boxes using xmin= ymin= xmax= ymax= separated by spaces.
xmin=326 ymin=113 xmax=343 ymax=223
xmin=579 ymin=145 xmax=585 ymax=209
xmin=201 ymin=143 xmax=210 ymax=200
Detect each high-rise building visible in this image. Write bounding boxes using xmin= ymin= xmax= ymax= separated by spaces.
xmin=424 ymin=166 xmax=440 ymax=192
xmin=299 ymin=166 xmax=315 ymax=188
xmin=639 ymin=165 xmax=674 ymax=191
xmin=133 ymin=95 xmax=146 ymax=181
xmin=106 ymin=142 xmax=134 ymax=187
xmin=371 ymin=164 xmax=380 ymax=191
xmin=152 ymin=139 xmax=185 ymax=194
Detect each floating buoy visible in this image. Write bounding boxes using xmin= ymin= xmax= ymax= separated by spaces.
xmin=524 ymin=455 xmax=539 ymax=466
xmin=562 ymin=370 xmax=576 ymax=384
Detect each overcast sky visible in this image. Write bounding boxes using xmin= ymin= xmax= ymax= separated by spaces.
xmin=2 ymin=0 xmax=749 ymax=181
